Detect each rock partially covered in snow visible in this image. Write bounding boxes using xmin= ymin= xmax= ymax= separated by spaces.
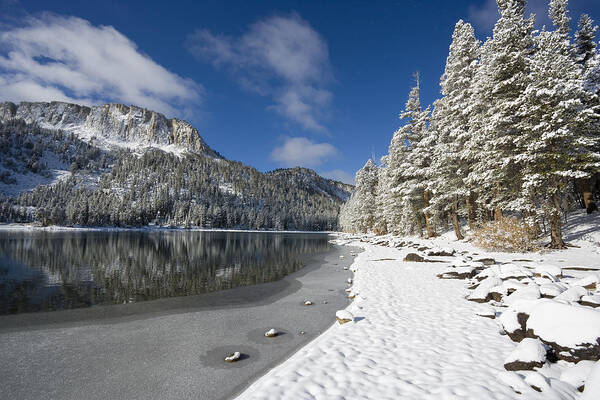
xmin=476 ymin=305 xmax=496 ymax=319
xmin=575 ymin=273 xmax=600 ymax=290
xmin=581 ymin=295 xmax=600 ymax=308
xmin=560 ymin=360 xmax=595 ymax=392
xmin=264 ymin=329 xmax=279 ymax=338
xmin=225 ymin=352 xmax=242 ymax=362
xmin=554 ymin=286 xmax=589 ymax=303
xmin=582 ymin=361 xmax=600 ymax=400
xmin=504 ymin=338 xmax=547 ymax=371
xmin=535 ymin=265 xmax=562 ymax=278
xmin=539 ymin=283 xmax=567 ymax=298
xmin=503 ymin=285 xmax=541 ymax=307
xmin=526 ymin=301 xmax=600 ymax=362
xmin=498 ymin=264 xmax=533 ymax=280
xmin=304 ymin=300 xmax=313 ymax=306
xmin=335 ymin=310 xmax=354 ymax=324
xmin=524 ymin=372 xmax=550 ymax=392
xmin=467 ymin=277 xmax=503 ymax=303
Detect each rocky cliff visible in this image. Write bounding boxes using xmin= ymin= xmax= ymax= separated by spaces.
xmin=0 ymin=101 xmax=221 ymax=158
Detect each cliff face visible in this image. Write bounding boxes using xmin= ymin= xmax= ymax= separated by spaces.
xmin=0 ymin=101 xmax=220 ymax=158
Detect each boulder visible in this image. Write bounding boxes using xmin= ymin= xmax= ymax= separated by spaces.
xmin=503 ymin=338 xmax=547 ymax=371
xmin=582 ymin=360 xmax=600 ymax=400
xmin=403 ymin=253 xmax=424 ymax=262
xmin=526 ymin=301 xmax=600 ymax=362
xmin=534 ymin=265 xmax=562 ymax=278
xmin=560 ymin=360 xmax=595 ymax=392
xmin=476 ymin=258 xmax=496 ymax=266
xmin=581 ymin=295 xmax=600 ymax=308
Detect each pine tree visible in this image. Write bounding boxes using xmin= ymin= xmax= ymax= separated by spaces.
xmin=517 ymin=0 xmax=600 ymax=247
xmin=466 ymin=0 xmax=534 ymax=219
xmin=429 ymin=20 xmax=480 ymax=239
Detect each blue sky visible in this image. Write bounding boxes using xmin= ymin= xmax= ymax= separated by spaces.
xmin=1 ymin=0 xmax=599 ymax=183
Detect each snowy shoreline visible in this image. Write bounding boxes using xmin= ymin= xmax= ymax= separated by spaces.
xmin=237 ymin=212 xmax=600 ymax=400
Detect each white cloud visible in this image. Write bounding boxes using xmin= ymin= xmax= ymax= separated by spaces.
xmin=187 ymin=14 xmax=332 ymax=132
xmin=468 ymin=0 xmax=552 ymax=33
xmin=0 ymin=14 xmax=201 ymax=116
xmin=320 ymin=169 xmax=355 ymax=185
xmin=270 ymin=137 xmax=338 ymax=168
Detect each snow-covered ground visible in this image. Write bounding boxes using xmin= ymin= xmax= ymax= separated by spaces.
xmin=237 ymin=211 xmax=600 ymax=399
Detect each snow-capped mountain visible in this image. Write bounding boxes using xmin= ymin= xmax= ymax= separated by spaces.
xmin=0 ymin=101 xmax=221 ymax=158
xmin=0 ymin=101 xmax=352 ymax=230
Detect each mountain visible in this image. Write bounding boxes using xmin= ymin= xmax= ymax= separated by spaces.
xmin=0 ymin=101 xmax=352 ymax=230
xmin=0 ymin=101 xmax=221 ymax=158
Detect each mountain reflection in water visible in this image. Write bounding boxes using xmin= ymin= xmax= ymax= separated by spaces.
xmin=0 ymin=230 xmax=332 ymax=314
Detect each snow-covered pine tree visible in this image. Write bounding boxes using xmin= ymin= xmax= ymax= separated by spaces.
xmin=517 ymin=0 xmax=600 ymax=248
xmin=429 ymin=20 xmax=480 ymax=239
xmin=388 ymin=73 xmax=435 ymax=237
xmin=574 ymin=13 xmax=600 ymax=213
xmin=465 ymin=0 xmax=534 ymax=220
xmin=575 ymin=13 xmax=598 ymax=66
xmin=355 ymin=159 xmax=379 ymax=232
xmin=372 ymin=156 xmax=390 ymax=234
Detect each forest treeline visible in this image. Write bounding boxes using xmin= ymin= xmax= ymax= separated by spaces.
xmin=0 ymin=120 xmax=350 ymax=230
xmin=339 ymin=0 xmax=600 ymax=248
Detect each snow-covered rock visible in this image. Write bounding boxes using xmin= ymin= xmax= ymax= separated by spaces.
xmin=581 ymin=295 xmax=600 ymax=308
xmin=335 ymin=310 xmax=354 ymax=324
xmin=554 ymin=286 xmax=589 ymax=303
xmin=467 ymin=277 xmax=502 ymax=303
xmin=526 ymin=301 xmax=600 ymax=362
xmin=574 ymin=273 xmax=600 ymax=290
xmin=225 ymin=352 xmax=242 ymax=363
xmin=503 ymin=338 xmax=547 ymax=371
xmin=503 ymin=285 xmax=541 ymax=307
xmin=523 ymin=371 xmax=550 ymax=392
xmin=581 ymin=360 xmax=600 ymax=400
xmin=559 ymin=360 xmax=595 ymax=391
xmin=304 ymin=300 xmax=313 ymax=306
xmin=535 ymin=265 xmax=563 ymax=278
xmin=265 ymin=329 xmax=279 ymax=338
xmin=498 ymin=264 xmax=533 ymax=280
xmin=539 ymin=283 xmax=567 ymax=298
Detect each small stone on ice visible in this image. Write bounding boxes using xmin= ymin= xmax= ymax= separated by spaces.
xmin=347 ymin=278 xmax=353 ymax=284
xmin=339 ymin=255 xmax=344 ymax=259
xmin=304 ymin=300 xmax=313 ymax=306
xmin=299 ymin=331 xmax=305 ymax=335
xmin=264 ymin=328 xmax=278 ymax=337
xmin=225 ymin=352 xmax=241 ymax=362
xmin=323 ymin=300 xmax=328 ymax=304
xmin=336 ymin=310 xmax=354 ymax=324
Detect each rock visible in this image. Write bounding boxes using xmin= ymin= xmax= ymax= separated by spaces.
xmin=476 ymin=258 xmax=496 ymax=265
xmin=524 ymin=372 xmax=550 ymax=393
xmin=467 ymin=277 xmax=503 ymax=303
xmin=504 ymin=338 xmax=547 ymax=371
xmin=417 ymin=246 xmax=429 ymax=251
xmin=539 ymin=283 xmax=567 ymax=298
xmin=304 ymin=300 xmax=313 ymax=306
xmin=403 ymin=253 xmax=424 ymax=262
xmin=347 ymin=278 xmax=353 ymax=284
xmin=581 ymin=360 xmax=600 ymax=400
xmin=534 ymin=265 xmax=562 ymax=278
xmin=264 ymin=329 xmax=279 ymax=338
xmin=554 ymin=286 xmax=589 ymax=303
xmin=581 ymin=295 xmax=600 ymax=308
xmin=336 ymin=310 xmax=354 ymax=324
xmin=526 ymin=301 xmax=600 ymax=362
xmin=348 ymin=291 xmax=356 ymax=299
xmin=574 ymin=273 xmax=600 ymax=291
xmin=225 ymin=352 xmax=242 ymax=362
xmin=476 ymin=305 xmax=496 ymax=319
xmin=560 ymin=360 xmax=595 ymax=392
xmin=503 ymin=285 xmax=541 ymax=307
xmin=427 ymin=249 xmax=455 ymax=257
xmin=498 ymin=264 xmax=534 ymax=280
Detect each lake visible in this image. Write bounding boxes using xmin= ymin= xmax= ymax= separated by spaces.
xmin=0 ymin=230 xmax=332 ymax=315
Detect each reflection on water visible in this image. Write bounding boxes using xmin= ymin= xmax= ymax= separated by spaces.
xmin=0 ymin=230 xmax=332 ymax=314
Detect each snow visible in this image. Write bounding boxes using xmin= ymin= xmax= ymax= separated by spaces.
xmin=559 ymin=360 xmax=595 ymax=389
xmin=239 ymin=243 xmax=519 ymax=399
xmin=581 ymin=361 xmax=600 ymax=400
xmin=527 ymin=301 xmax=600 ymax=348
xmin=504 ymin=338 xmax=546 ymax=364
xmin=236 ymin=211 xmax=600 ymax=399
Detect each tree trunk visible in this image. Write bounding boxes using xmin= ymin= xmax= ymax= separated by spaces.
xmin=494 ymin=207 xmax=503 ymax=222
xmin=451 ymin=200 xmax=463 ymax=240
xmin=576 ymin=178 xmax=598 ymax=214
xmin=423 ymin=190 xmax=436 ymax=238
xmin=466 ymin=192 xmax=477 ymax=231
xmin=549 ymin=191 xmax=567 ymax=249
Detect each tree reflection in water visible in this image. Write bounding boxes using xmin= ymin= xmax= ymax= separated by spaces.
xmin=0 ymin=230 xmax=332 ymax=314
